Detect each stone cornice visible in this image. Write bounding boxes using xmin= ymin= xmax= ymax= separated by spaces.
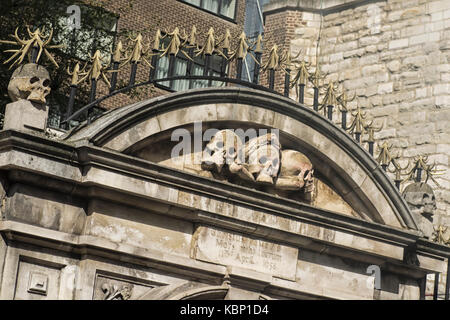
xmin=62 ymin=87 xmax=418 ymax=231
xmin=262 ymin=0 xmax=386 ymax=16
xmin=0 ymin=130 xmax=427 ymax=251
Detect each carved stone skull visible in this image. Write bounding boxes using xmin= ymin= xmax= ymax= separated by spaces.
xmin=202 ymin=130 xmax=242 ymax=173
xmin=276 ymin=150 xmax=314 ymax=192
xmin=402 ymin=182 xmax=436 ymax=239
xmin=246 ymin=133 xmax=281 ymax=185
xmin=8 ymin=63 xmax=51 ymax=104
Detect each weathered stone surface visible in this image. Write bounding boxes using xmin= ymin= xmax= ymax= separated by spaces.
xmin=3 ymin=100 xmax=49 ymax=133
xmin=191 ymin=226 xmax=298 ymax=280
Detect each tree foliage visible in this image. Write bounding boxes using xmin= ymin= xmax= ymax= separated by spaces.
xmin=0 ymin=0 xmax=136 ymax=127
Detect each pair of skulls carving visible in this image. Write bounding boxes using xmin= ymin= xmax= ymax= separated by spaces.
xmin=201 ymin=130 xmax=314 ymax=194
xmin=8 ymin=63 xmax=51 ymax=104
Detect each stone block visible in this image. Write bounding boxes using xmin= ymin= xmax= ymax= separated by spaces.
xmin=3 ymin=100 xmax=49 ymax=133
xmin=389 ymin=38 xmax=409 ymax=49
xmin=409 ymin=32 xmax=440 ymax=45
xmin=378 ymin=82 xmax=394 ymax=94
xmin=433 ymin=84 xmax=450 ymax=95
xmin=387 ymin=60 xmax=401 ymax=72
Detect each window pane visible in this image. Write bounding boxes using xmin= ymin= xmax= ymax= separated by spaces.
xmin=172 ymin=59 xmax=189 ymax=91
xmin=203 ymin=0 xmax=219 ymax=13
xmin=211 ymin=71 xmax=225 ymax=87
xmin=220 ymin=0 xmax=236 ymax=18
xmin=210 ymin=55 xmax=223 ymax=73
xmin=156 ymin=55 xmax=170 ymax=87
xmin=185 ymin=0 xmax=201 ymax=5
xmin=191 ymin=64 xmax=208 ymax=88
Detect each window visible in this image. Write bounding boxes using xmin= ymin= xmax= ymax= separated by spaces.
xmin=155 ymin=38 xmax=226 ymax=91
xmin=181 ymin=0 xmax=237 ymax=20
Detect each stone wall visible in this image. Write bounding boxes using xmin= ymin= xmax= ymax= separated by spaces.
xmin=264 ymin=0 xmax=450 ymax=225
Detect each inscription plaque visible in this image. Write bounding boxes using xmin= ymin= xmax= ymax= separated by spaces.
xmin=192 ymin=227 xmax=298 ymax=280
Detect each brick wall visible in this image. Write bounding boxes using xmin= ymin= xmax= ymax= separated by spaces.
xmin=260 ymin=9 xmax=303 ymax=92
xmin=95 ymin=0 xmax=246 ymax=109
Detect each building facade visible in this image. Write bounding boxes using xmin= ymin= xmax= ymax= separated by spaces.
xmin=0 ymin=0 xmax=449 ymax=300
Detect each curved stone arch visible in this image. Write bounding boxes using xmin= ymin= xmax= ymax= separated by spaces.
xmin=137 ymin=282 xmax=272 ymax=300
xmin=64 ymin=87 xmax=417 ymax=230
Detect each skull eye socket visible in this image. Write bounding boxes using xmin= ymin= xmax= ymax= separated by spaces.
xmin=216 ymin=141 xmax=223 ymax=149
xmin=228 ymin=147 xmax=235 ymax=155
xmin=259 ymin=156 xmax=267 ymax=164
xmin=42 ymin=79 xmax=50 ymax=87
xmin=303 ymin=170 xmax=310 ymax=178
xmin=272 ymin=158 xmax=279 ymax=166
xmin=30 ymin=77 xmax=39 ymax=84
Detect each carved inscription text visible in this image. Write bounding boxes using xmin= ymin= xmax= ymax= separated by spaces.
xmin=193 ymin=227 xmax=298 ymax=280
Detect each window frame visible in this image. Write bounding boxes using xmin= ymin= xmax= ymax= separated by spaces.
xmin=154 ymin=37 xmax=226 ymax=92
xmin=178 ymin=0 xmax=238 ymax=23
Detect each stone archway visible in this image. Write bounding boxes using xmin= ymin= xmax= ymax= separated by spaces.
xmin=64 ymin=87 xmax=417 ymax=231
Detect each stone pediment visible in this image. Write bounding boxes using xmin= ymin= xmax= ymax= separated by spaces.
xmin=64 ymin=87 xmax=417 ymax=231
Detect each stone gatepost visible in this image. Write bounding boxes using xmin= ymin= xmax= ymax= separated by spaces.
xmin=3 ymin=63 xmax=51 ymax=133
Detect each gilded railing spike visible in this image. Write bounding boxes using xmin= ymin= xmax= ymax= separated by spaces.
xmin=433 ymin=225 xmax=450 ymax=245
xmin=254 ymin=34 xmax=263 ymax=54
xmin=221 ymin=29 xmax=232 ymax=51
xmin=121 ymin=33 xmax=151 ymax=67
xmin=0 ymin=26 xmax=63 ymax=68
xmin=112 ymin=40 xmax=125 ymax=63
xmin=153 ymin=29 xmax=163 ymax=51
xmin=376 ymin=141 xmax=393 ymax=168
xmin=188 ymin=25 xmax=198 ymax=47
xmin=261 ymin=44 xmax=280 ymax=71
xmin=78 ymin=50 xmax=110 ymax=86
xmin=67 ymin=62 xmax=87 ymax=86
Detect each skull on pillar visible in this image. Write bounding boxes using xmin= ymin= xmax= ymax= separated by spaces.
xmin=402 ymin=182 xmax=436 ymax=239
xmin=7 ymin=63 xmax=51 ymax=104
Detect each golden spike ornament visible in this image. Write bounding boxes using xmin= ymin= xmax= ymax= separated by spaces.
xmin=121 ymin=33 xmax=151 ymax=67
xmin=376 ymin=142 xmax=393 ymax=167
xmin=153 ymin=29 xmax=163 ymax=51
xmin=364 ymin=121 xmax=383 ymax=144
xmin=0 ymin=26 xmax=63 ymax=69
xmin=195 ymin=27 xmax=227 ymax=59
xmin=77 ymin=50 xmax=110 ymax=86
xmin=309 ymin=63 xmax=326 ymax=88
xmin=261 ymin=44 xmax=280 ymax=71
xmin=228 ymin=32 xmax=258 ymax=64
xmin=321 ymin=81 xmax=339 ymax=108
xmin=337 ymin=90 xmax=356 ymax=112
xmin=161 ymin=27 xmax=192 ymax=61
xmin=67 ymin=62 xmax=87 ymax=86
xmin=401 ymin=155 xmax=445 ymax=185
xmin=188 ymin=25 xmax=198 ymax=47
xmin=347 ymin=105 xmax=368 ymax=136
xmin=291 ymin=60 xmax=310 ymax=88
xmin=254 ymin=34 xmax=263 ymax=54
xmin=432 ymin=225 xmax=450 ymax=245
xmin=388 ymin=157 xmax=409 ymax=183
xmin=112 ymin=40 xmax=126 ymax=63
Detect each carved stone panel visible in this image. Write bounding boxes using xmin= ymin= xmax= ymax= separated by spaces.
xmin=191 ymin=226 xmax=298 ymax=281
xmin=14 ymin=259 xmax=61 ymax=300
xmin=93 ymin=273 xmax=157 ymax=300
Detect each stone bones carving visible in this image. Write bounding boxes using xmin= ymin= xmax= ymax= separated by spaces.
xmin=101 ymin=282 xmax=133 ymax=300
xmin=7 ymin=63 xmax=51 ymax=104
xmin=201 ymin=130 xmax=314 ymax=195
xmin=402 ymin=182 xmax=436 ymax=239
